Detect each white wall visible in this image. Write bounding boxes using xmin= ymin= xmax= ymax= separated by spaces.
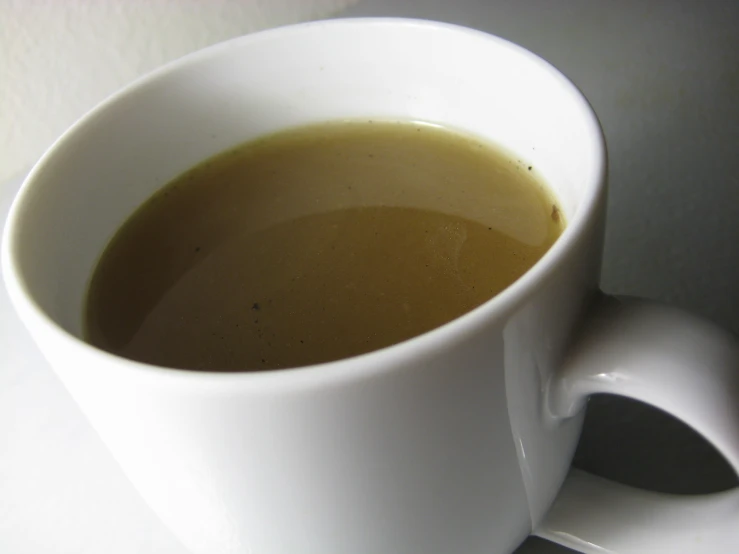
xmin=1 ymin=0 xmax=355 ymax=183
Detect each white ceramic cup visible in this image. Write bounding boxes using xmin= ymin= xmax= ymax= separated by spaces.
xmin=3 ymin=18 xmax=739 ymax=554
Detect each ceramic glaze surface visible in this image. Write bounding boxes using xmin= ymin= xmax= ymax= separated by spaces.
xmin=3 ymin=20 xmax=604 ymax=554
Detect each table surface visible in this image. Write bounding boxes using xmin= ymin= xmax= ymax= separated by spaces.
xmin=2 ymin=1 xmax=738 ymax=552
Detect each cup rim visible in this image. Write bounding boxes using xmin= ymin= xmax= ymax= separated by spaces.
xmin=1 ymin=17 xmax=607 ymax=391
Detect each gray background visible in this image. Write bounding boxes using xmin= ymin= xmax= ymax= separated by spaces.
xmin=341 ymin=1 xmax=739 ymax=552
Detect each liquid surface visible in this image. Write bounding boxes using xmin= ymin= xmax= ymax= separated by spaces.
xmin=85 ymin=121 xmax=564 ymax=371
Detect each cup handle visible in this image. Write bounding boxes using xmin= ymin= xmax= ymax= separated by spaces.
xmin=535 ymin=294 xmax=739 ymax=553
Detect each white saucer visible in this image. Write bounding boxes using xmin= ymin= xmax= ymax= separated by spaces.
xmin=0 ymin=175 xmax=734 ymax=554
